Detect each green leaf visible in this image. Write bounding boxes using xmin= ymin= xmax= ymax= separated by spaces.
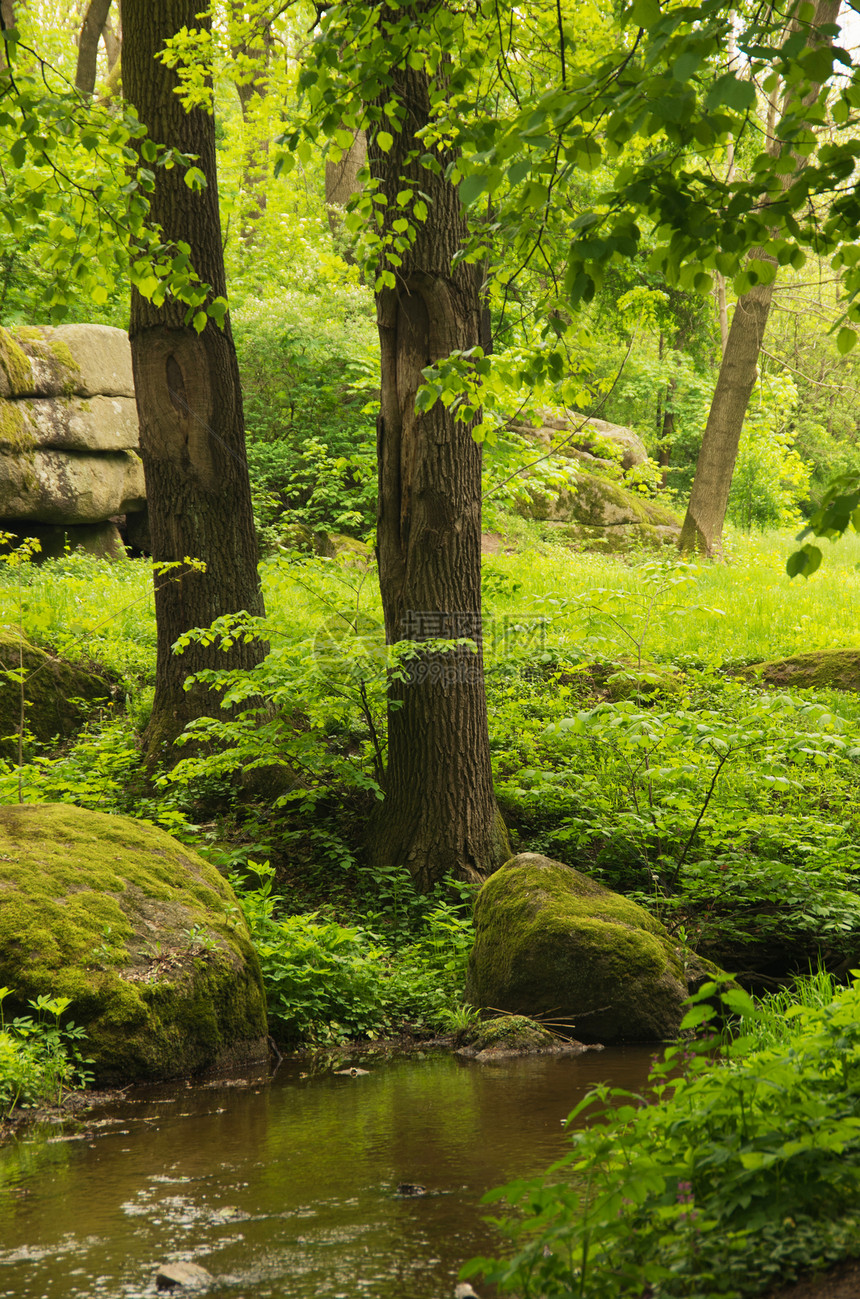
xmin=837 ymin=327 xmax=857 ymax=355
xmin=786 ymin=544 xmax=822 ymax=579
xmin=459 ymin=172 xmax=489 ymax=208
xmin=376 ymin=130 xmax=394 ymax=153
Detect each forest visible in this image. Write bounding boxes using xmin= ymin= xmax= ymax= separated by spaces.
xmin=2 ymin=0 xmax=860 ymax=1297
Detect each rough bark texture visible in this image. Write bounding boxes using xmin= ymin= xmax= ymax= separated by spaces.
xmin=76 ymin=0 xmax=112 ymax=95
xmin=368 ymin=64 xmax=508 ymax=892
xmin=124 ymin=0 xmax=265 ymax=764
xmin=680 ymin=0 xmax=841 ymax=558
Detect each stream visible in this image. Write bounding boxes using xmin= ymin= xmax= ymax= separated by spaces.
xmin=0 ymin=1047 xmax=655 ymax=1299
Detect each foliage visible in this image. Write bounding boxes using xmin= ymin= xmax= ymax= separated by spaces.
xmin=233 ymin=292 xmax=378 ymax=538
xmin=0 ymin=987 xmax=92 ymax=1117
xmin=727 ymin=374 xmax=810 ymax=532
xmin=466 ymin=977 xmax=860 ymax=1298
xmin=229 ymin=861 xmax=475 ymax=1043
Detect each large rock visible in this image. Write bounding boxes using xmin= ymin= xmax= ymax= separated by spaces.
xmin=0 ymin=325 xmax=146 ymax=540
xmin=0 ymin=395 xmax=139 ymax=453
xmin=0 ymin=448 xmax=145 ymax=524
xmin=0 ymin=804 xmax=268 ymax=1084
xmin=743 ymin=649 xmax=860 ymax=692
xmin=0 ymin=632 xmax=114 ymax=759
xmin=518 ymin=464 xmax=681 ymax=549
xmin=465 ymin=853 xmax=715 ymax=1042
xmin=0 ymin=324 xmax=134 ymax=399
xmin=510 ymin=412 xmax=648 ymax=470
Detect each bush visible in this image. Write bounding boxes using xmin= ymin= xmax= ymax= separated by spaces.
xmin=0 ymin=989 xmax=92 ymax=1117
xmin=466 ymin=977 xmax=860 ymax=1298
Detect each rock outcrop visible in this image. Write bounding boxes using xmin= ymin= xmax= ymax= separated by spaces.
xmin=743 ymin=649 xmax=860 ymax=692
xmin=465 ymin=852 xmax=717 ymax=1042
xmin=0 ymin=631 xmax=114 ymax=760
xmin=518 ymin=464 xmax=681 ymax=550
xmin=0 ymin=324 xmax=146 ymax=556
xmin=0 ymin=804 xmax=268 ymax=1084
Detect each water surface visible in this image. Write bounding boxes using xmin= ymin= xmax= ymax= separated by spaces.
xmin=0 ymin=1047 xmax=655 ymax=1298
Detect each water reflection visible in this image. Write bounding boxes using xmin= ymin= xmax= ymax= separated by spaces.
xmin=0 ymin=1047 xmax=655 ymax=1298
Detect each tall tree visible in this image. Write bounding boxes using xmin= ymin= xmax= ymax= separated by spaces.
xmin=679 ymin=0 xmax=842 ymax=557
xmin=75 ymin=0 xmax=114 ymax=96
xmin=124 ymin=0 xmax=266 ymax=764
xmin=319 ymin=2 xmax=509 ymax=890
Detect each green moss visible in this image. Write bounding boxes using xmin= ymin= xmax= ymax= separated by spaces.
xmin=0 ymin=328 xmax=32 ymax=397
xmin=0 ymin=804 xmax=267 ymax=1083
xmin=44 ymin=339 xmax=80 ymax=396
xmin=744 ymin=649 xmax=860 ymax=692
xmin=466 ymin=853 xmax=717 ymax=1042
xmin=0 ymin=632 xmax=112 ymax=760
xmin=12 ymin=327 xmax=44 ymax=342
xmin=0 ymin=402 xmax=33 ymax=453
xmin=461 ymin=1014 xmax=555 ymax=1052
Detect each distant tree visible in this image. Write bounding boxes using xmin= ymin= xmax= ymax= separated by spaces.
xmin=680 ymin=0 xmax=843 ymax=558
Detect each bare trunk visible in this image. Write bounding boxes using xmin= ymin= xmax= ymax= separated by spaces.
xmin=232 ymin=4 xmax=271 ymax=243
xmin=368 ymin=64 xmax=508 ymax=891
xmin=124 ymin=0 xmax=265 ymax=764
xmin=76 ymin=0 xmax=112 ymax=96
xmin=325 ymin=128 xmax=366 ymax=262
xmin=0 ymin=0 xmax=15 ymax=71
xmin=680 ymin=0 xmax=841 ymax=558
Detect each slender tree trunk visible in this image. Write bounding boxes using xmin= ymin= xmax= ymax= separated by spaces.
xmin=0 ymin=0 xmax=15 ymax=71
xmin=124 ymin=0 xmax=266 ymax=765
xmin=368 ymin=62 xmax=509 ymax=892
xmin=76 ymin=0 xmax=112 ymax=95
xmin=231 ymin=3 xmax=272 ymax=243
xmin=325 ymin=128 xmax=366 ymax=262
xmin=679 ymin=0 xmax=841 ymax=557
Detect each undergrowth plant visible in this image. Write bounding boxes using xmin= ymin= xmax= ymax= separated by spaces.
xmin=466 ymin=977 xmax=860 ymax=1298
xmin=0 ymin=988 xmax=92 ymax=1117
xmin=229 ymin=861 xmax=475 ymax=1043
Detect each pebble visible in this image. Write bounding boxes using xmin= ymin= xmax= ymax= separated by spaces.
xmin=155 ymin=1261 xmax=214 ymax=1291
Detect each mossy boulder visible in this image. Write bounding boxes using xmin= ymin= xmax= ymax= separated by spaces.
xmin=517 ymin=467 xmax=681 ymax=551
xmin=0 ymin=804 xmax=268 ymax=1084
xmin=465 ymin=853 xmax=717 ymax=1042
xmin=0 ymin=632 xmax=114 ymax=759
xmin=743 ymin=649 xmax=860 ymax=692
xmin=454 ymin=1013 xmax=591 ymax=1061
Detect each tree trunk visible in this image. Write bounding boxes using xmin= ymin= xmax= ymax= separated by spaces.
xmin=0 ymin=0 xmax=15 ymax=71
xmin=368 ymin=63 xmax=509 ymax=892
xmin=124 ymin=0 xmax=266 ymax=765
xmin=76 ymin=0 xmax=112 ymax=96
xmin=679 ymin=0 xmax=841 ymax=558
xmin=325 ymin=128 xmax=366 ymax=262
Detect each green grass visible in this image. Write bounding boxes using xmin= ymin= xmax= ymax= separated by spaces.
xmin=481 ymin=526 xmax=860 ymax=667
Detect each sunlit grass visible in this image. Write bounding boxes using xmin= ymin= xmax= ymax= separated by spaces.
xmin=0 ymin=524 xmax=856 ymax=686
xmin=482 ymin=526 xmax=860 ymax=666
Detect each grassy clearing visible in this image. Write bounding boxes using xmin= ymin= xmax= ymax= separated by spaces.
xmin=481 ymin=527 xmax=860 ymax=668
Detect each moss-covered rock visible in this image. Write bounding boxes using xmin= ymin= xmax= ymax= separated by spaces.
xmin=0 ymin=632 xmax=114 ymax=760
xmin=0 ymin=804 xmax=268 ymax=1084
xmin=454 ymin=1012 xmax=592 ymax=1061
xmin=465 ymin=852 xmax=717 ymax=1042
xmin=743 ymin=649 xmax=860 ymax=692
xmin=517 ymin=467 xmax=681 ymax=552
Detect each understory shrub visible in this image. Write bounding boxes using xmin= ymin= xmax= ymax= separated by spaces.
xmin=0 ymin=989 xmax=92 ymax=1117
xmin=467 ymin=977 xmax=860 ymax=1298
xmin=230 ymin=861 xmax=474 ymax=1043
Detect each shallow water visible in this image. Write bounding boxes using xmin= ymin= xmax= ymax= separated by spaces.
xmin=0 ymin=1046 xmax=655 ymax=1299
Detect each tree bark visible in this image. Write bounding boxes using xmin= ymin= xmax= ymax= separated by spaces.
xmin=368 ymin=63 xmax=509 ymax=892
xmin=325 ymin=127 xmax=366 ymax=262
xmin=124 ymin=0 xmax=266 ymax=765
xmin=76 ymin=0 xmax=112 ymax=96
xmin=0 ymin=0 xmax=15 ymax=71
xmin=679 ymin=0 xmax=841 ymax=558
